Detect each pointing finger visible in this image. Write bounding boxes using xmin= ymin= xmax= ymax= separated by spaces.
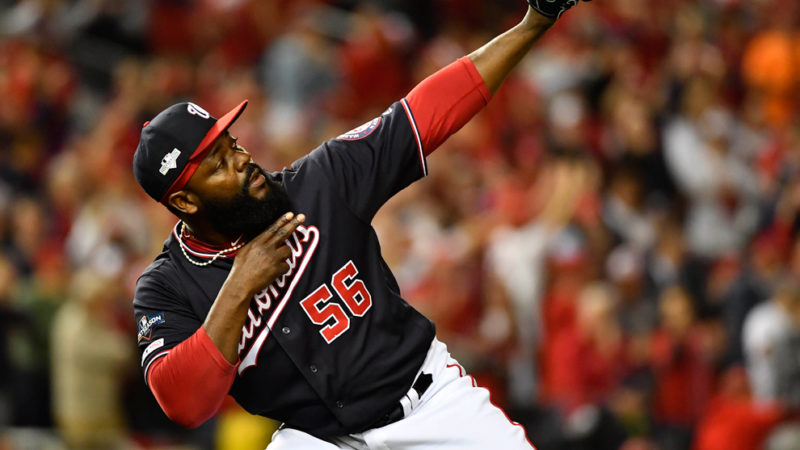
xmin=256 ymin=212 xmax=294 ymax=243
xmin=267 ymin=213 xmax=305 ymax=247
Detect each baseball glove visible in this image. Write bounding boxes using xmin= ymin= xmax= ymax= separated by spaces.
xmin=527 ymin=0 xmax=591 ymax=20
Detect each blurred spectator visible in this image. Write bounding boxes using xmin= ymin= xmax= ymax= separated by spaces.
xmin=607 ymin=244 xmax=657 ymax=336
xmin=0 ymin=255 xmax=27 ymax=426
xmin=335 ymin=4 xmax=415 ymax=118
xmin=542 ymin=282 xmax=629 ymax=449
xmin=3 ymin=196 xmax=49 ymax=277
xmin=485 ymin=156 xmax=593 ymax=406
xmin=0 ymin=250 xmax=53 ymax=428
xmin=743 ymin=276 xmax=800 ymax=408
xmin=764 ymin=423 xmax=800 ymax=450
xmin=693 ymin=367 xmax=784 ymax=450
xmin=644 ymin=219 xmax=689 ymax=299
xmin=602 ymin=164 xmax=656 ymax=250
xmin=650 ymin=285 xmax=714 ymax=450
xmin=721 ymin=231 xmax=784 ymax=365
xmin=600 ymin=83 xmax=674 ymax=202
xmin=259 ymin=5 xmax=341 ymax=143
xmin=663 ymin=76 xmax=760 ymax=259
xmin=0 ymin=0 xmax=796 ymax=447
xmin=65 ymin=192 xmax=151 ymax=278
xmin=51 ymin=269 xmax=134 ymax=449
xmin=542 ymin=282 xmax=627 ymax=414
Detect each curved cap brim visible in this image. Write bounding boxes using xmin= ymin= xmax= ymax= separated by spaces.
xmin=189 ymin=99 xmax=249 ymax=161
xmin=159 ymin=99 xmax=249 ymax=203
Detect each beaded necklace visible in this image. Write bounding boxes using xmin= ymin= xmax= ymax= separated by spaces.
xmin=176 ymin=222 xmax=245 ymax=267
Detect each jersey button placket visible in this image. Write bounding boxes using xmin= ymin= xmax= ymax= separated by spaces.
xmin=309 ymin=364 xmax=318 ymax=373
xmin=281 ymin=326 xmax=291 ymax=335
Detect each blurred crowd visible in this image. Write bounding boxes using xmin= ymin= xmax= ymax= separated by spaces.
xmin=0 ymin=0 xmax=799 ymax=449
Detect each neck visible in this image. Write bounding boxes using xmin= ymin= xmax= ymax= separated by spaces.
xmin=182 ymin=221 xmax=239 ymax=247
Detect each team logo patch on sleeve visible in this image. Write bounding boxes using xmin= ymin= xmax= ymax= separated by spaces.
xmin=337 ymin=117 xmax=382 ymax=140
xmin=138 ymin=313 xmax=165 ymax=343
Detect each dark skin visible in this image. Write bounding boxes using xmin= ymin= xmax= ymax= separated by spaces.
xmin=203 ymin=212 xmax=303 ymax=363
xmin=168 ymin=131 xmax=265 ymax=246
xmin=468 ymin=8 xmax=554 ymax=94
xmin=163 ymin=6 xmax=557 ymax=364
xmin=167 ymin=132 xmax=306 ymax=363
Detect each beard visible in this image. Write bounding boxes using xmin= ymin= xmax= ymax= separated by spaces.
xmin=204 ymin=164 xmax=292 ymax=240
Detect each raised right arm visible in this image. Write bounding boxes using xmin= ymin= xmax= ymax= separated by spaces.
xmin=146 ymin=213 xmax=304 ymax=427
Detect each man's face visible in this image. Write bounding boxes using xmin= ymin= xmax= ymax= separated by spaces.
xmin=184 ymin=132 xmax=291 ymax=239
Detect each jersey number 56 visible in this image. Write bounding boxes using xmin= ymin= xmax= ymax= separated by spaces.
xmin=300 ymin=260 xmax=372 ymax=343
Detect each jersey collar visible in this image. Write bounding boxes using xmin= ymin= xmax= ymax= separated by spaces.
xmin=171 ymin=221 xmax=243 ymax=259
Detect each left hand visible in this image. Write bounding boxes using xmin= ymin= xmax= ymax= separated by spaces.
xmin=527 ymin=0 xmax=592 ymax=20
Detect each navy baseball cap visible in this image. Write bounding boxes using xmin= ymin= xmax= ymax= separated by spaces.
xmin=133 ymin=100 xmax=248 ymax=203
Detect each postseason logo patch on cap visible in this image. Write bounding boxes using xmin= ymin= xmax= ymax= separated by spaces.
xmin=133 ymin=99 xmax=248 ymax=202
xmin=159 ymin=148 xmax=182 ymax=175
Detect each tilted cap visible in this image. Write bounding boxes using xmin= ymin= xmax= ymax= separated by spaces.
xmin=133 ymin=100 xmax=248 ymax=203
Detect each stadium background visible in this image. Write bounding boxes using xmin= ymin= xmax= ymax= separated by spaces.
xmin=1 ymin=0 xmax=799 ymax=448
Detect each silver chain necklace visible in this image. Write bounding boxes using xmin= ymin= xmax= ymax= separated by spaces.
xmin=176 ymin=222 xmax=245 ymax=267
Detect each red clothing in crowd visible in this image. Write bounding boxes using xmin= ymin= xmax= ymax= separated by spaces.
xmin=693 ymin=397 xmax=783 ymax=450
xmin=650 ymin=330 xmax=714 ymax=426
xmin=542 ymin=327 xmax=628 ymax=412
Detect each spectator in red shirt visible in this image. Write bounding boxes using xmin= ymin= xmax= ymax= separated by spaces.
xmin=543 ymin=282 xmax=628 ymax=413
xmin=650 ymin=285 xmax=715 ymax=449
xmin=693 ymin=367 xmax=784 ymax=450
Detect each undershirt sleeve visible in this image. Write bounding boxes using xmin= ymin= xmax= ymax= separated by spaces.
xmin=404 ymin=56 xmax=492 ymax=156
xmin=146 ymin=326 xmax=237 ymax=428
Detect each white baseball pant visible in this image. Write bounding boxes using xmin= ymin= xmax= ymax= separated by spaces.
xmin=267 ymin=337 xmax=535 ymax=449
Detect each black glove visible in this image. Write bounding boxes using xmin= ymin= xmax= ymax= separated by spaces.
xmin=527 ymin=0 xmax=590 ymax=20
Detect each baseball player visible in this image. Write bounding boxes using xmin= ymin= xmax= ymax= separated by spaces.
xmin=132 ymin=1 xmax=588 ymax=448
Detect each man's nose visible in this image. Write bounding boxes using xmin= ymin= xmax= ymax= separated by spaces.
xmin=234 ymin=148 xmax=251 ymax=171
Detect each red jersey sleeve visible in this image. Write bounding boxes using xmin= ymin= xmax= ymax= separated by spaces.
xmin=147 ymin=327 xmax=237 ymax=428
xmin=404 ymin=56 xmax=492 ymax=156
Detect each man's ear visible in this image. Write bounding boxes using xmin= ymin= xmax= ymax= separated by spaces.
xmin=168 ymin=190 xmax=199 ymax=215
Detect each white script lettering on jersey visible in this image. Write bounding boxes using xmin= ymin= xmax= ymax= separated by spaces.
xmin=238 ymin=225 xmax=321 ymax=374
xmin=186 ymin=102 xmax=210 ymax=119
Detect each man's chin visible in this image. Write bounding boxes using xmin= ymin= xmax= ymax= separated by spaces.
xmin=204 ymin=177 xmax=292 ymax=240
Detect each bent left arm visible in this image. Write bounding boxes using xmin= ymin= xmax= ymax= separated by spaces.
xmin=404 ymin=6 xmax=561 ymax=154
xmin=468 ymin=7 xmax=554 ymax=95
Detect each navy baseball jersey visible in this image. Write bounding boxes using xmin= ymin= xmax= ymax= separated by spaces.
xmin=133 ymin=100 xmax=436 ymax=437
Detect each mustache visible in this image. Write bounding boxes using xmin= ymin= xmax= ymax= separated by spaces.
xmin=242 ymin=163 xmax=266 ymax=194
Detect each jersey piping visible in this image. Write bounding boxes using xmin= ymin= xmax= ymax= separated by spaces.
xmin=239 ymin=225 xmax=321 ymax=374
xmin=400 ymin=98 xmax=427 ymax=176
